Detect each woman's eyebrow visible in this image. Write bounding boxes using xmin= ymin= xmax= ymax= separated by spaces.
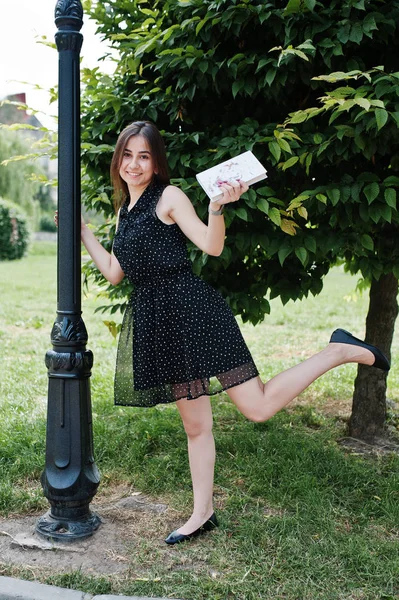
xmin=124 ymin=148 xmax=151 ymax=154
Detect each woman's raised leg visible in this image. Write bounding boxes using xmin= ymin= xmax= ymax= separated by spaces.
xmin=174 ymin=395 xmax=215 ymax=534
xmin=227 ymin=339 xmax=376 ymax=422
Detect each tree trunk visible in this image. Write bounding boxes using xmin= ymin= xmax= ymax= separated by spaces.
xmin=349 ymin=273 xmax=398 ymax=443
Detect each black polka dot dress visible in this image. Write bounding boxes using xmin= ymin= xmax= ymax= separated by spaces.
xmin=112 ymin=182 xmax=259 ymax=407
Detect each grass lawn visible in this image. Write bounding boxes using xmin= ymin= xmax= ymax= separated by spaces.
xmin=0 ymin=241 xmax=398 ymax=600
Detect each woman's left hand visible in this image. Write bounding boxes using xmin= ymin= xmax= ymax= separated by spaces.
xmin=216 ymin=179 xmax=249 ymax=207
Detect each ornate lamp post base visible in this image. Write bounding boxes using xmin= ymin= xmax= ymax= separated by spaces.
xmin=36 ymin=510 xmax=101 ymax=542
xmin=38 ymin=316 xmax=101 ymax=541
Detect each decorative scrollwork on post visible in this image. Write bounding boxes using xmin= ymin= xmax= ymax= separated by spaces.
xmin=55 ymin=0 xmax=83 ymax=22
xmin=36 ymin=511 xmax=102 ymax=541
xmin=45 ymin=349 xmax=93 ymax=377
xmin=51 ymin=316 xmax=88 ymax=345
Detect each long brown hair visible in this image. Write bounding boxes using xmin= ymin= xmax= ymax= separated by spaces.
xmin=110 ymin=121 xmax=170 ymax=213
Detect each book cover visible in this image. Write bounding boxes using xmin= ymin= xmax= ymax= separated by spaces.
xmin=196 ymin=150 xmax=267 ymax=202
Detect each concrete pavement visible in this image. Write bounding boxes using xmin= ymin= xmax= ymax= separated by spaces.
xmin=0 ymin=577 xmax=182 ymax=600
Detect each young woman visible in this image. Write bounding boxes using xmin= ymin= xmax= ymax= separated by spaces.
xmin=79 ymin=121 xmax=390 ymax=545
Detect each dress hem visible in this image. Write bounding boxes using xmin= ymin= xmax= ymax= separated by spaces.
xmin=114 ymin=371 xmax=259 ymax=408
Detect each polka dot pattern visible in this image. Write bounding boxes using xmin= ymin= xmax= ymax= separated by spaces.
xmin=112 ymin=182 xmax=259 ymax=407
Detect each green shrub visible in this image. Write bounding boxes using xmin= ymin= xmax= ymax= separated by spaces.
xmin=0 ymin=198 xmax=29 ymax=260
xmin=39 ymin=214 xmax=57 ymax=233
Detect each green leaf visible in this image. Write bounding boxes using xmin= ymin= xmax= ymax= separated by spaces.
xmin=380 ymin=204 xmax=392 ymax=223
xmin=355 ymin=97 xmax=371 ymax=111
xmin=232 ymin=81 xmax=243 ymax=98
xmin=227 ymin=53 xmax=246 ymax=67
xmin=295 ymin=247 xmax=308 ymax=266
xmin=278 ymin=246 xmax=292 ymax=266
xmin=363 ymin=182 xmax=380 ymax=204
xmin=236 ymin=207 xmax=248 ymax=221
xmin=268 ymin=207 xmax=281 ymax=226
xmin=384 ymin=176 xmax=399 ymax=186
xmin=360 ymin=234 xmax=374 ymax=251
xmin=326 ymin=189 xmax=340 ymax=205
xmin=268 ymin=141 xmax=281 ymax=162
xmin=163 ymin=25 xmax=179 ymax=42
xmin=349 ymin=23 xmax=363 ymax=44
xmin=304 ymin=0 xmax=316 ymax=11
xmin=196 ymin=18 xmax=208 ymax=36
xmin=257 ymin=198 xmax=269 ymax=214
xmin=258 ymin=234 xmax=270 ymax=250
xmin=384 ymin=187 xmax=397 ymax=209
xmin=198 ymin=61 xmax=208 ymax=73
xmin=297 ymin=206 xmax=308 ymax=219
xmin=265 ymin=69 xmax=277 ymax=86
xmin=369 ymin=205 xmax=381 ymax=224
xmin=316 ymin=193 xmax=327 ymax=204
xmin=290 ymin=194 xmax=310 ymax=205
xmin=370 ymin=99 xmax=385 ymax=108
xmin=277 ymin=138 xmax=292 ymax=153
xmin=304 ymin=237 xmax=317 ymax=253
xmin=281 ymin=156 xmax=299 ymax=170
xmin=305 ymin=153 xmax=313 ymax=175
xmin=393 ymin=265 xmax=399 ymax=279
xmin=290 ymin=49 xmax=309 ymax=62
xmin=255 ymin=58 xmax=270 ymax=73
xmin=358 ymin=172 xmax=379 ymax=182
xmin=287 ymin=199 xmax=302 ymax=211
xmin=289 ymin=111 xmax=308 ymax=124
xmin=283 ymin=0 xmax=301 ymax=15
xmin=258 ymin=186 xmax=276 ymax=197
xmin=351 ymin=183 xmax=360 ymax=202
xmin=391 ymin=112 xmax=399 ymax=127
xmin=375 ymin=108 xmax=388 ymax=130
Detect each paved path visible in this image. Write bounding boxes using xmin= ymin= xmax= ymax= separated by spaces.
xmin=0 ymin=577 xmax=181 ymax=600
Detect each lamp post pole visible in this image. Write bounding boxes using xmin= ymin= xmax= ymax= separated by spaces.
xmin=36 ymin=0 xmax=101 ymax=541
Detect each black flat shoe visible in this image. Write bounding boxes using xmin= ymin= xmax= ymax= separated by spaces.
xmin=164 ymin=513 xmax=219 ymax=545
xmin=329 ymin=328 xmax=390 ymax=371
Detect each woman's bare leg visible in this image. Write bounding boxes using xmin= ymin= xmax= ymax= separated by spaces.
xmin=227 ymin=341 xmax=375 ymax=422
xmin=175 ymin=395 xmax=215 ymax=534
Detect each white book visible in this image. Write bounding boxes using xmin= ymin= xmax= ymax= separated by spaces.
xmin=196 ymin=150 xmax=267 ymax=202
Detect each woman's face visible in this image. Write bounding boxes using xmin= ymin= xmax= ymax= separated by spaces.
xmin=119 ymin=134 xmax=156 ymax=191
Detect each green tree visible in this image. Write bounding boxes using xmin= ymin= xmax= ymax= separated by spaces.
xmin=0 ymin=128 xmax=50 ymax=225
xmin=281 ymin=67 xmax=399 ymax=441
xmin=81 ymin=0 xmax=399 ymax=441
xmin=0 ymin=198 xmax=29 ymax=260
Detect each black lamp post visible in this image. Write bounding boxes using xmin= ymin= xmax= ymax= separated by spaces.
xmin=36 ymin=0 xmax=101 ymax=541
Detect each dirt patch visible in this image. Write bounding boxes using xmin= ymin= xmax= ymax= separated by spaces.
xmin=338 ymin=434 xmax=399 ymax=456
xmin=0 ymin=488 xmax=175 ymax=577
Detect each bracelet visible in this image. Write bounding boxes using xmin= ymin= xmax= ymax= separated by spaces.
xmin=208 ymin=204 xmax=224 ymax=216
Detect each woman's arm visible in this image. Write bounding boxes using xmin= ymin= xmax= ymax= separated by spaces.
xmin=81 ymin=215 xmax=125 ymax=285
xmin=163 ymin=180 xmax=248 ymax=256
